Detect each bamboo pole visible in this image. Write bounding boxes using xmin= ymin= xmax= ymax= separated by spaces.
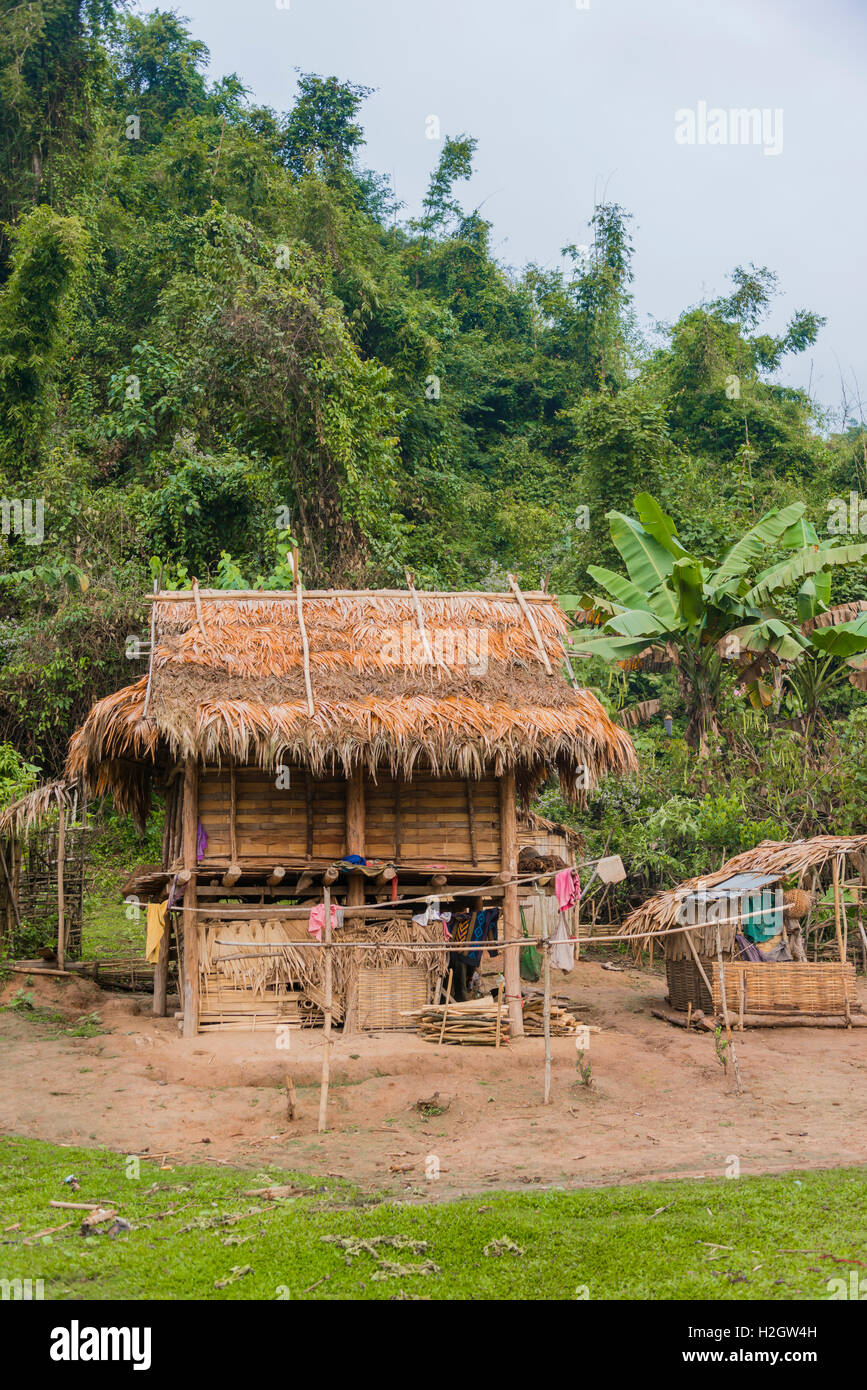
xmin=495 ymin=979 xmax=503 ymax=1049
xmin=499 ymin=772 xmax=524 ymax=1038
xmin=293 ymin=547 xmax=315 ymax=717
xmin=714 ymin=926 xmax=742 ymax=1093
xmin=317 ymin=885 xmax=333 ymax=1133
xmin=508 ymin=573 xmax=553 ymax=675
xmin=56 ymin=808 xmax=66 ymax=970
xmin=181 ymin=758 xmax=200 ymax=1038
xmin=542 ymin=902 xmax=552 ymax=1103
xmin=141 ymin=592 xmax=158 ymax=721
xmin=0 ymin=840 xmax=22 ymax=932
xmin=438 ymin=969 xmax=453 ymax=1045
xmin=191 ymin=578 xmax=207 ymax=638
xmin=405 ymin=569 xmax=436 ymax=666
xmin=684 ymin=929 xmax=715 ymax=1005
xmin=832 ymin=856 xmax=852 ymax=1027
xmin=156 ymin=587 xmax=553 ymax=601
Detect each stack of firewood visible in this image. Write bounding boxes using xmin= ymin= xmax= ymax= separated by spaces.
xmin=402 ymin=997 xmax=509 ymax=1046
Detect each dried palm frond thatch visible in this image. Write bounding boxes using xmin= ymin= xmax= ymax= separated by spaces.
xmin=619 ymin=834 xmax=867 ymax=941
xmin=0 ymin=780 xmax=79 ymax=836
xmin=66 ymin=589 xmax=637 ymax=818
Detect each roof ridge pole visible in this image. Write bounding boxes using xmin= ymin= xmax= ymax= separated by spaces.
xmin=405 ymin=569 xmax=437 ymax=669
xmin=293 ymin=547 xmax=315 ymax=718
xmin=508 ymin=573 xmax=553 ymax=675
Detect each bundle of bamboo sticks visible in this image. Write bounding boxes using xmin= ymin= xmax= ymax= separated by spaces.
xmin=402 ymin=996 xmax=509 ymax=1046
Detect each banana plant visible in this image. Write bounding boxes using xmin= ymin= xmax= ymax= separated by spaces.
xmin=568 ymin=494 xmax=867 ymax=749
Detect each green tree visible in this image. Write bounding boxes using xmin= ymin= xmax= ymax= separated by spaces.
xmin=574 ymin=494 xmax=867 ymax=750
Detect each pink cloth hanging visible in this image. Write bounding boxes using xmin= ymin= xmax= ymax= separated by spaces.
xmin=554 ymin=868 xmax=581 ymax=913
xmin=308 ymin=902 xmax=341 ymax=941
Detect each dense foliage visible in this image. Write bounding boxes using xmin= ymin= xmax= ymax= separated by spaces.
xmin=1 ymin=2 xmax=865 ymax=895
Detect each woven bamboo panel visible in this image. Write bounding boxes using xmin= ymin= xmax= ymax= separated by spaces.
xmin=199 ymin=973 xmax=307 ymax=1031
xmin=357 ymin=963 xmax=429 ymax=1030
xmin=712 ymin=962 xmax=858 ymax=1016
xmin=666 ymin=957 xmax=713 ymax=1012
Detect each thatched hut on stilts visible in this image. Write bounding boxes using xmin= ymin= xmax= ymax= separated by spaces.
xmin=66 ymin=583 xmax=636 ymax=1039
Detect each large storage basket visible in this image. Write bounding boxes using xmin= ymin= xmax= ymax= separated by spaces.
xmin=357 ymin=963 xmax=429 ymax=1030
xmin=665 ymin=957 xmax=713 ymax=1013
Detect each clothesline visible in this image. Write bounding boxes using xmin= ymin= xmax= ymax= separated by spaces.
xmin=208 ymin=902 xmax=786 ymax=959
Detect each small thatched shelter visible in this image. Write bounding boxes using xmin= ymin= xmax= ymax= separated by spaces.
xmin=67 ymin=585 xmax=636 ymax=1037
xmin=619 ymin=836 xmax=867 ymax=1026
xmin=0 ymin=781 xmax=87 ymax=962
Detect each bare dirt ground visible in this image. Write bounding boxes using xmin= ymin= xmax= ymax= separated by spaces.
xmin=1 ymin=960 xmax=865 ymax=1198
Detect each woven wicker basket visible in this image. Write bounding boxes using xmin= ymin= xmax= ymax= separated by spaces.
xmin=666 ymin=957 xmax=713 ymax=1013
xmin=357 ymin=963 xmax=430 ymax=1030
xmin=712 ymin=961 xmax=858 ymax=1016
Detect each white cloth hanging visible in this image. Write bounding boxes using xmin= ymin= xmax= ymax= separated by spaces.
xmin=550 ymin=912 xmax=575 ymax=972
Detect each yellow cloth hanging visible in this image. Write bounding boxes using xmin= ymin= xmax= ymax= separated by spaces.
xmin=145 ymin=900 xmax=168 ymax=963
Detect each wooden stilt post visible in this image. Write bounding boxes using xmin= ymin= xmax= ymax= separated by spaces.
xmin=345 ymin=770 xmax=366 ymax=923
xmin=714 ymin=926 xmax=742 ymax=1093
xmin=832 ymin=856 xmax=852 ymax=1028
xmin=56 ymin=807 xmax=66 ymax=970
xmin=318 ymin=885 xmax=333 ymax=1133
xmin=181 ymin=757 xmax=199 ymax=1038
xmin=153 ymin=914 xmax=169 ymax=1017
xmin=542 ymin=899 xmax=551 ymax=1102
xmin=499 ymin=772 xmax=523 ymax=1038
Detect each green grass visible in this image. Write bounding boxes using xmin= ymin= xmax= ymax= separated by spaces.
xmin=0 ymin=1138 xmax=864 ymax=1300
xmin=1 ymin=990 xmax=109 ymax=1039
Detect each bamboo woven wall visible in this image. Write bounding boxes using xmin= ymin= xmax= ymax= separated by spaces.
xmin=190 ymin=766 xmax=500 ymax=869
xmin=712 ymin=961 xmax=858 ymax=1015
xmin=0 ymin=824 xmax=87 ymax=957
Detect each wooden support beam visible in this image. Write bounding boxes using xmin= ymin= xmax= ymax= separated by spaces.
xmin=56 ymin=807 xmax=66 ymax=971
xmin=499 ymin=772 xmax=523 ymax=1038
xmin=394 ymin=776 xmax=403 ymax=861
xmin=465 ymin=780 xmax=479 ymax=866
xmin=318 ymin=885 xmax=333 ymax=1133
xmin=267 ymin=867 xmax=286 ymax=888
xmin=304 ymin=770 xmax=314 ymax=861
xmin=427 ymin=873 xmax=447 ymax=892
xmin=228 ymin=763 xmax=237 ymax=864
xmin=181 ymin=757 xmax=199 ymax=1038
xmin=376 ymin=864 xmax=396 ymax=885
xmin=322 ymin=864 xmax=339 ymax=887
xmin=345 ymin=771 xmax=366 ymax=917
xmin=832 ymin=856 xmax=852 ymax=1027
xmin=222 ymin=865 xmax=242 ymax=888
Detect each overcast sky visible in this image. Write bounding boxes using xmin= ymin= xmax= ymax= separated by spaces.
xmin=134 ymin=0 xmax=867 ymax=421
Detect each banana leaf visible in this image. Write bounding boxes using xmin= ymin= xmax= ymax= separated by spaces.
xmin=606 ymin=512 xmax=676 ymax=590
xmin=708 ymin=501 xmax=806 ymax=587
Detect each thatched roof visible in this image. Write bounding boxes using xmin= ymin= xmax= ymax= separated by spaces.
xmin=619 ymin=835 xmax=867 ymax=940
xmin=0 ymin=780 xmax=78 ymax=836
xmin=67 ymin=588 xmax=636 ymax=820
